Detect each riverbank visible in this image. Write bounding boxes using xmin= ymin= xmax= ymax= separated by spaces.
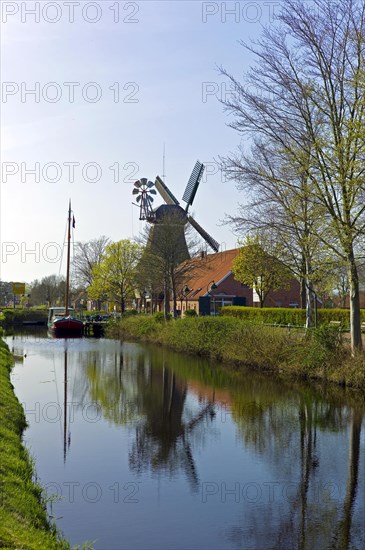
xmin=0 ymin=308 xmax=48 ymax=327
xmin=0 ymin=338 xmax=70 ymax=549
xmin=108 ymin=315 xmax=365 ymax=391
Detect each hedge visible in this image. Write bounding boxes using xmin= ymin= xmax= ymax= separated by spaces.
xmin=220 ymin=306 xmax=365 ymax=329
xmin=0 ymin=309 xmax=48 ymax=326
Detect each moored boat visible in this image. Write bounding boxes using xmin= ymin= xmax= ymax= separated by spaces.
xmin=48 ymin=201 xmax=84 ymax=337
xmin=48 ymin=307 xmax=84 ymax=334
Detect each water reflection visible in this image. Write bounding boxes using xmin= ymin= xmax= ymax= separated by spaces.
xmin=87 ymin=349 xmax=216 ymax=491
xmin=84 ymin=345 xmax=364 ymax=549
xmin=7 ymin=332 xmax=365 ymax=550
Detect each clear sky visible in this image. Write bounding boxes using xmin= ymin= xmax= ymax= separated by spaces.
xmin=1 ymin=0 xmax=281 ymax=283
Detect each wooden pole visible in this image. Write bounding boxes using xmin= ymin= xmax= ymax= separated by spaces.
xmin=65 ymin=201 xmax=71 ymax=316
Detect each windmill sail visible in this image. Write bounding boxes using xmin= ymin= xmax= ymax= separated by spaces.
xmin=188 ymin=215 xmax=219 ymax=252
xmin=132 ymin=160 xmax=219 ymax=261
xmin=155 ymin=176 xmax=180 ymax=205
xmin=182 ymin=161 xmax=205 ymax=210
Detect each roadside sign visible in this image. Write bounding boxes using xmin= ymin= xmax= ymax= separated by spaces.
xmin=12 ymin=282 xmax=26 ymax=295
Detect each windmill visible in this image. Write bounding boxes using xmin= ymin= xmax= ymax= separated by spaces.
xmin=132 ymin=178 xmax=157 ymax=221
xmin=132 ymin=161 xmax=219 ymax=262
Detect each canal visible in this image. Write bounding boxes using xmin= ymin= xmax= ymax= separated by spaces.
xmin=6 ymin=330 xmax=365 ymax=550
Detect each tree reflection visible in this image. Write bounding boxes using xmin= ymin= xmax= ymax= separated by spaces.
xmin=227 ymin=384 xmax=363 ymax=550
xmin=334 ymin=410 xmax=363 ymax=549
xmin=83 ymin=343 xmax=363 ymax=548
xmin=87 ymin=349 xmax=141 ymax=424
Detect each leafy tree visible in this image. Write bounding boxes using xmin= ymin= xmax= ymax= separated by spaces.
xmin=232 ymin=237 xmax=292 ymax=308
xmin=88 ymin=240 xmax=143 ymax=313
xmin=134 ymin=249 xmax=164 ymax=313
xmin=221 ymin=0 xmax=365 ymax=351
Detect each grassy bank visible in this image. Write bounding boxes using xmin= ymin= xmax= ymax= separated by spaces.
xmin=108 ymin=315 xmax=365 ymax=391
xmin=0 ymin=338 xmax=71 ymax=549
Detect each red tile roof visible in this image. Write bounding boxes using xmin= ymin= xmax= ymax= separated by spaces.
xmin=183 ymin=249 xmax=241 ymax=299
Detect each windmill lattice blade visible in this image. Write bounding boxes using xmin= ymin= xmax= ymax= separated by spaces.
xmin=132 ymin=188 xmax=140 ymax=195
xmin=149 ymin=188 xmax=157 ymax=194
xmin=134 ymin=180 xmax=142 ymax=188
xmin=155 ymin=176 xmax=180 ymax=205
xmin=182 ymin=161 xmax=205 ymax=208
xmin=140 ymin=177 xmax=148 ymax=186
xmin=188 ymin=215 xmax=219 ymax=252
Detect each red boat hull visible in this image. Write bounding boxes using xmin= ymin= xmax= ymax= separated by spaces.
xmin=50 ymin=317 xmax=84 ymax=335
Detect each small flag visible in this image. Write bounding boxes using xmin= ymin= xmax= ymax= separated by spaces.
xmin=72 ymin=216 xmax=76 ymax=228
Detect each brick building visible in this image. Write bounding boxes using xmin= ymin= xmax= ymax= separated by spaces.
xmin=176 ymin=248 xmax=301 ymax=316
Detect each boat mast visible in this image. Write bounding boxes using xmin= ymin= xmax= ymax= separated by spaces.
xmin=65 ymin=200 xmax=71 ymax=316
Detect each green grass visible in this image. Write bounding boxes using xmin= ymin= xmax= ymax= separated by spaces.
xmin=0 ymin=339 xmax=72 ymax=549
xmin=108 ymin=315 xmax=365 ymax=391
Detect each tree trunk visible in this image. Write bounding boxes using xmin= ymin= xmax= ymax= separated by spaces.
xmin=347 ymin=250 xmax=362 ymax=352
xmin=164 ymin=279 xmax=170 ymax=320
xmin=300 ymin=277 xmax=306 ymax=310
xmin=305 ymin=256 xmax=315 ymax=329
xmin=305 ymin=281 xmax=314 ymax=329
xmin=171 ymin=270 xmax=178 ymax=319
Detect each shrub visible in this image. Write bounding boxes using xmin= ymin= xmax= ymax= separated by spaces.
xmin=221 ymin=306 xmax=363 ymax=329
xmin=1 ymin=309 xmax=48 ymax=326
xmin=153 ymin=311 xmax=172 ymax=322
xmin=185 ymin=309 xmax=197 ymax=317
xmin=122 ymin=309 xmax=138 ymax=318
xmin=221 ymin=306 xmax=306 ymax=325
xmin=286 ymin=324 xmax=344 ymax=377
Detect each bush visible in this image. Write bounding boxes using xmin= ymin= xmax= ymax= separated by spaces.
xmin=221 ymin=306 xmax=306 ymax=325
xmin=221 ymin=306 xmax=363 ymax=329
xmin=122 ymin=309 xmax=138 ymax=318
xmin=185 ymin=309 xmax=197 ymax=317
xmin=153 ymin=311 xmax=172 ymax=322
xmin=1 ymin=309 xmax=48 ymax=326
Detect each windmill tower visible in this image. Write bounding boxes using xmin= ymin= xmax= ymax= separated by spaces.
xmin=132 ymin=161 xmax=219 ymax=262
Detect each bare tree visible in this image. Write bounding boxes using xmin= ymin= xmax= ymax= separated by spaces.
xmin=30 ymin=275 xmax=65 ymax=306
xmin=136 ymin=213 xmax=207 ymax=318
xmin=221 ymin=0 xmax=365 ymax=351
xmin=222 ymin=139 xmax=332 ymax=326
xmin=73 ymin=235 xmax=110 ymax=287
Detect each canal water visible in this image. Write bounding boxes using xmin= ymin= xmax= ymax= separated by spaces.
xmin=6 ymin=330 xmax=365 ymax=550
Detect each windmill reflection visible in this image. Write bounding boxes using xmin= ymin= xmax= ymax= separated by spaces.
xmin=129 ymin=363 xmax=216 ymax=491
xmin=86 ymin=350 xmax=216 ymax=490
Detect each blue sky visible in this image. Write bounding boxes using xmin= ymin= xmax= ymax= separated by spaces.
xmin=1 ymin=1 xmax=281 ymax=282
